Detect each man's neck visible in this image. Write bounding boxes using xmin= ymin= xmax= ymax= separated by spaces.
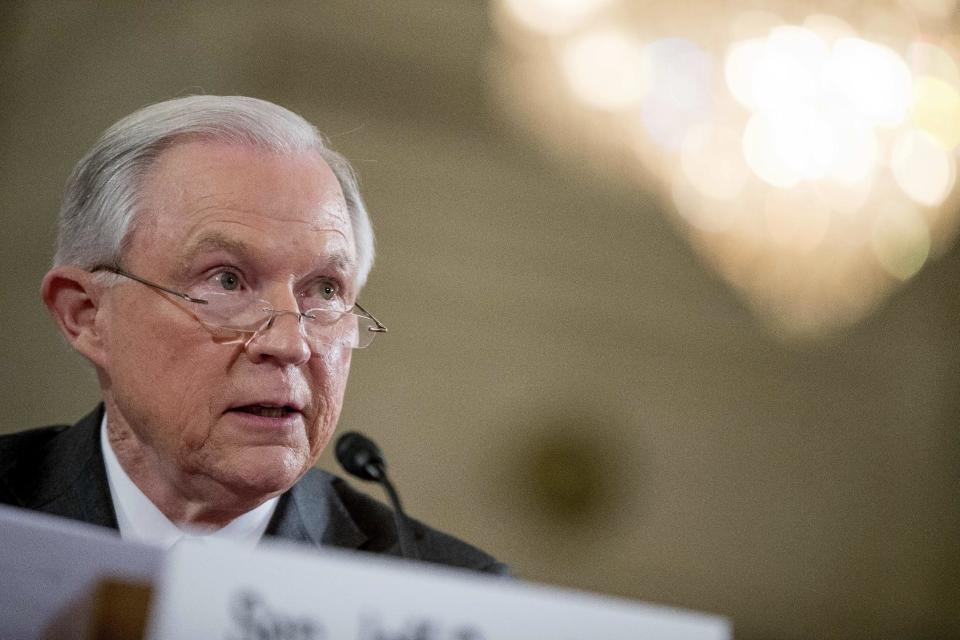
xmin=100 ymin=408 xmax=278 ymax=533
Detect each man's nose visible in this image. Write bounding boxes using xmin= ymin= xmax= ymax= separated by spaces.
xmin=244 ymin=310 xmax=312 ymax=366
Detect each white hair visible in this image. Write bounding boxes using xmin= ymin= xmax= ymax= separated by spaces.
xmin=54 ymin=95 xmax=375 ymax=289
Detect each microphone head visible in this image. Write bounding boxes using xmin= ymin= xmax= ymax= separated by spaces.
xmin=335 ymin=431 xmax=386 ymax=481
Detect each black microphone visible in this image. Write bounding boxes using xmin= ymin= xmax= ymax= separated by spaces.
xmin=335 ymin=431 xmax=420 ymax=560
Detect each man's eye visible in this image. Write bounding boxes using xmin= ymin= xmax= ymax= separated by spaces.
xmin=304 ymin=280 xmax=339 ymax=304
xmin=216 ymin=271 xmax=241 ymax=291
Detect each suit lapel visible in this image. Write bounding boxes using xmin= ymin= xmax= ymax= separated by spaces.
xmin=24 ymin=405 xmax=119 ymax=530
xmin=265 ymin=468 xmax=367 ymax=550
xmin=12 ymin=406 xmax=362 ymax=548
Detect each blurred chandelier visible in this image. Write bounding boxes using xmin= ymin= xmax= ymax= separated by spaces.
xmin=490 ymin=0 xmax=960 ymax=338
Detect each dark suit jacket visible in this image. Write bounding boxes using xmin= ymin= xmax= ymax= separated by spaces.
xmin=0 ymin=406 xmax=507 ymax=575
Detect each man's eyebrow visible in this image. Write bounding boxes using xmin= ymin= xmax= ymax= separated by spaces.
xmin=176 ymin=234 xmax=251 ymax=277
xmin=175 ymin=232 xmax=357 ymax=278
xmin=325 ymin=252 xmax=355 ymax=274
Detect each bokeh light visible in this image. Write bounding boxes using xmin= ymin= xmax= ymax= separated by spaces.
xmin=562 ymin=28 xmax=647 ymax=110
xmin=495 ymin=0 xmax=960 ymax=337
xmin=824 ymin=119 xmax=879 ymax=185
xmin=725 ymin=38 xmax=765 ymax=111
xmin=671 ymin=172 xmax=743 ymax=233
xmin=742 ymin=113 xmax=801 ymax=188
xmin=502 ymin=0 xmax=613 ymax=35
xmin=815 ymin=176 xmax=874 ymax=216
xmin=825 ymin=38 xmax=914 ymax=128
xmin=639 ymin=38 xmax=715 ymax=152
xmin=891 ymin=128 xmax=957 ymax=206
xmin=768 ymin=106 xmax=839 ymax=181
xmin=907 ymin=41 xmax=960 ymax=89
xmin=752 ymin=27 xmax=829 ymax=114
xmin=871 ymin=202 xmax=931 ymax=280
xmin=911 ymin=76 xmax=960 ymax=149
xmin=680 ymin=124 xmax=750 ymax=200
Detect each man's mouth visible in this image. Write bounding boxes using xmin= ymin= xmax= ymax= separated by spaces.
xmin=231 ymin=404 xmax=298 ymax=418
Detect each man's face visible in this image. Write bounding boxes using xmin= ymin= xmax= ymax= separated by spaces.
xmin=98 ymin=140 xmax=357 ymax=502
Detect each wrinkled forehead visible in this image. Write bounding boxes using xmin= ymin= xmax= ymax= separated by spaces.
xmin=139 ymin=139 xmax=347 ymax=210
xmin=127 ymin=140 xmax=357 ymax=278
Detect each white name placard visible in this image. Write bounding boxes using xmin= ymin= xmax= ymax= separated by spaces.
xmin=146 ymin=539 xmax=730 ymax=640
xmin=0 ymin=504 xmax=162 ymax=640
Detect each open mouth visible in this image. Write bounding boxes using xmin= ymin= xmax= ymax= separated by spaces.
xmin=232 ymin=405 xmax=298 ymax=418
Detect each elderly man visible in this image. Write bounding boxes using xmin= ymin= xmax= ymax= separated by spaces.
xmin=0 ymin=95 xmax=504 ymax=574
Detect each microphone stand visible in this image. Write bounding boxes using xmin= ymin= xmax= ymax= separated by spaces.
xmin=335 ymin=432 xmax=420 ymax=560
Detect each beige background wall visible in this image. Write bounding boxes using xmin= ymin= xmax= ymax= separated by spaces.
xmin=1 ymin=3 xmax=957 ymax=639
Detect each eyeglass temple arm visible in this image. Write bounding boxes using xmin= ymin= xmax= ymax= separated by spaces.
xmin=91 ymin=265 xmax=209 ymax=305
xmin=353 ymin=302 xmax=388 ymax=333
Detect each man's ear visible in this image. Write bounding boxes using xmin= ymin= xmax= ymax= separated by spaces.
xmin=41 ymin=266 xmax=109 ymax=369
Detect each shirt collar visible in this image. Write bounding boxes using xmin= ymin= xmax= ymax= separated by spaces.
xmin=99 ymin=413 xmax=278 ymax=549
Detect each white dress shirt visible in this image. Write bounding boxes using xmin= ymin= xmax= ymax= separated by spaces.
xmin=100 ymin=414 xmax=278 ymax=549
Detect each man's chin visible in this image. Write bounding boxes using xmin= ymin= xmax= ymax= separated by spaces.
xmin=200 ymin=446 xmax=311 ymax=500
